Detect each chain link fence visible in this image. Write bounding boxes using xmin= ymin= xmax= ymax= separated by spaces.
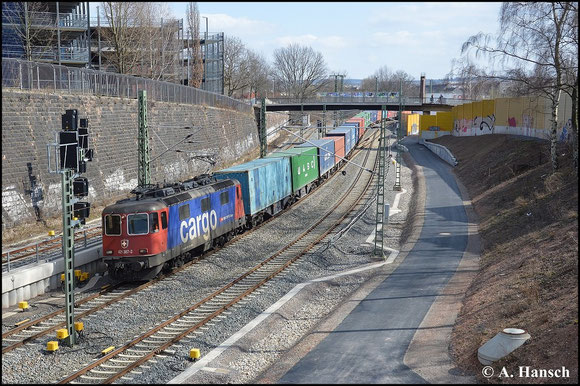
xmin=2 ymin=58 xmax=252 ymax=113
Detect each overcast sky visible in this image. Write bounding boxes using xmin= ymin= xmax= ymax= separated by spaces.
xmin=90 ymin=2 xmax=503 ymax=80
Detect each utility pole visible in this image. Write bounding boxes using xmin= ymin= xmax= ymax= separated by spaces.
xmin=374 ymin=105 xmax=388 ymax=257
xmin=331 ymin=74 xmax=345 ymax=127
xmin=393 ymin=80 xmax=402 ymax=191
xmin=138 ymin=90 xmax=150 ymax=188
xmin=322 ymin=104 xmax=327 ymax=137
xmin=259 ymin=97 xmax=267 ymax=157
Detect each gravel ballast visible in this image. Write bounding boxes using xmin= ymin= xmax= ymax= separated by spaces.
xmin=1 ymin=128 xmax=415 ymax=384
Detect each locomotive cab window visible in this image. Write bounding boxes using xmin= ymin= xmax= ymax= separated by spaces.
xmin=161 ymin=211 xmax=167 ymax=229
xmin=179 ymin=204 xmax=190 ymax=221
xmin=128 ymin=213 xmax=148 ymax=235
xmin=149 ymin=212 xmax=159 ymax=233
xmin=104 ymin=214 xmax=121 ymax=236
xmin=220 ymin=191 xmax=229 ymax=205
xmin=201 ymin=197 xmax=211 ymax=212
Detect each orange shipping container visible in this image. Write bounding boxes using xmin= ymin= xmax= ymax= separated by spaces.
xmin=322 ymin=136 xmax=344 ymax=165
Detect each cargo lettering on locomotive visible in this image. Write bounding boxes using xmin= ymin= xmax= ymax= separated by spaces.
xmin=179 ymin=209 xmax=218 ymax=243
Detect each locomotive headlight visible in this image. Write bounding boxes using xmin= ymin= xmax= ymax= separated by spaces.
xmin=106 ymin=250 xmax=113 ymax=255
xmin=139 ymin=248 xmax=148 ymax=254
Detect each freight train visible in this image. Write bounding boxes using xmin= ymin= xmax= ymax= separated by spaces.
xmin=101 ymin=111 xmax=380 ymax=281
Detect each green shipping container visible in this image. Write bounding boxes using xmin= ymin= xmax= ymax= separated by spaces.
xmin=266 ymin=147 xmax=319 ymax=193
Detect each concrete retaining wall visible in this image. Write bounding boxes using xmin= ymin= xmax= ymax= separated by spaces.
xmin=2 ymin=245 xmax=101 ymax=308
xmin=420 ymin=138 xmax=458 ymax=166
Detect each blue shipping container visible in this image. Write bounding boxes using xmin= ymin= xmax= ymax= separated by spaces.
xmin=341 ymin=123 xmax=359 ymax=143
xmin=337 ymin=126 xmax=357 ymax=151
xmin=326 ymin=128 xmax=353 ymax=155
xmin=296 ymin=139 xmax=335 ymax=176
xmin=213 ymin=157 xmax=291 ymax=216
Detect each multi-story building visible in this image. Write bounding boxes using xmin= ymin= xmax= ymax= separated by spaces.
xmin=2 ymin=1 xmax=224 ymax=94
xmin=2 ymin=1 xmax=91 ymax=67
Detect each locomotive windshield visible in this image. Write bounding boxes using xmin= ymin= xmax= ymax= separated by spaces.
xmin=128 ymin=213 xmax=149 ymax=235
xmin=104 ymin=214 xmax=121 ymax=235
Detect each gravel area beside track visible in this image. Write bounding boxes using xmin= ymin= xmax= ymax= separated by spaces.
xmin=1 ymin=128 xmax=414 ymax=384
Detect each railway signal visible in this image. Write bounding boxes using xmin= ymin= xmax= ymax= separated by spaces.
xmin=47 ymin=109 xmax=93 ymax=346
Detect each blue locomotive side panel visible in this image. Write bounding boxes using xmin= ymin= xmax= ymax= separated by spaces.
xmin=167 ymin=187 xmax=236 ymax=250
xmin=296 ymin=139 xmax=335 ymax=176
xmin=214 ymin=158 xmax=291 ymax=216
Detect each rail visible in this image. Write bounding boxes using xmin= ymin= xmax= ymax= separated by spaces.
xmin=58 ymin=130 xmax=379 ymax=384
xmin=1 ymin=58 xmax=252 ymax=113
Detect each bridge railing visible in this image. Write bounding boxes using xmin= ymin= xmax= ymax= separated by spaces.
xmin=267 ymin=96 xmax=471 ymax=107
xmin=1 ymin=58 xmax=253 ymax=113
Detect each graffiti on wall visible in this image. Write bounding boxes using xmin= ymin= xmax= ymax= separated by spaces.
xmin=559 ymin=119 xmax=572 ymax=142
xmin=453 ymin=118 xmax=473 ymax=133
xmin=508 ymin=117 xmax=517 ymax=127
xmin=24 ymin=162 xmax=44 ymax=222
xmin=411 ymin=122 xmax=418 ymax=134
xmin=523 ymin=114 xmax=533 ymax=129
xmin=474 ymin=114 xmax=495 ymax=132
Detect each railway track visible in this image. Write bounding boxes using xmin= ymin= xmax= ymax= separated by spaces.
xmin=1 ymin=131 xmax=376 ymax=358
xmin=57 ymin=129 xmax=381 ymax=384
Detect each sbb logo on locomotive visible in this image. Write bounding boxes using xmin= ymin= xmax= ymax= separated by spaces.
xmin=180 ymin=210 xmax=218 ymax=243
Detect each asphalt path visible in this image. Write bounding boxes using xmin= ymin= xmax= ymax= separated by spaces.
xmin=278 ymin=139 xmax=469 ymax=384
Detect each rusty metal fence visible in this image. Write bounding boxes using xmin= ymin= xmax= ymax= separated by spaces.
xmin=1 ymin=58 xmax=252 ymax=113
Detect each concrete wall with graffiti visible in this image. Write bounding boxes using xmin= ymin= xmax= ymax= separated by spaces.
xmin=450 ymin=94 xmax=573 ymax=142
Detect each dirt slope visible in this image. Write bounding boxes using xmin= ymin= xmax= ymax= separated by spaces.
xmin=430 ymin=134 xmax=578 ymax=384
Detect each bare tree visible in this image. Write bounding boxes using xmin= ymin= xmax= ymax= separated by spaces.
xmin=99 ymin=2 xmax=182 ymax=82
xmin=361 ymin=65 xmax=416 ymax=96
xmin=272 ymin=43 xmax=328 ymax=101
xmin=246 ymin=50 xmax=270 ymax=99
xmin=100 ymin=2 xmax=148 ymax=74
xmin=446 ymin=57 xmax=501 ymax=100
xmin=2 ymin=2 xmax=56 ymax=62
xmin=140 ymin=3 xmax=181 ymax=82
xmin=462 ymin=2 xmax=578 ymax=172
xmin=223 ymin=36 xmax=250 ymax=97
xmin=186 ymin=2 xmax=203 ymax=87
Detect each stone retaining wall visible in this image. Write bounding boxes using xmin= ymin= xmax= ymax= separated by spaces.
xmin=2 ymin=89 xmax=285 ymax=229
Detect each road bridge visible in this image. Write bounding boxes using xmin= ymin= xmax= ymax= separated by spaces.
xmin=257 ymin=96 xmax=464 ymax=112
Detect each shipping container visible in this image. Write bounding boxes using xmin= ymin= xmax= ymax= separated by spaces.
xmin=340 ymin=123 xmax=358 ymax=143
xmin=296 ymin=139 xmax=335 ymax=176
xmin=344 ymin=120 xmax=365 ymax=140
xmin=326 ymin=127 xmax=354 ymax=155
xmin=266 ymin=147 xmax=319 ymax=193
xmin=322 ymin=136 xmax=344 ymax=164
xmin=214 ymin=157 xmax=291 ymax=216
xmin=339 ymin=125 xmax=357 ymax=151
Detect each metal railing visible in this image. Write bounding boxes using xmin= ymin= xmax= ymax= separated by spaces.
xmin=267 ymin=96 xmax=471 ymax=106
xmin=2 ymin=44 xmax=89 ymax=63
xmin=2 ymin=10 xmax=88 ymax=28
xmin=1 ymin=58 xmax=252 ymax=113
